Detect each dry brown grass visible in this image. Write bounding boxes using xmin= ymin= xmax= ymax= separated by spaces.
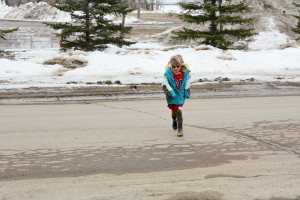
xmin=43 ymin=57 xmax=88 ymax=69
xmin=130 ymin=29 xmax=167 ymax=34
xmin=128 ymin=12 xmax=179 ymax=21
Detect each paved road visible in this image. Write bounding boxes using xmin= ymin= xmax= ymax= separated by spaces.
xmin=0 ymin=96 xmax=300 ymax=200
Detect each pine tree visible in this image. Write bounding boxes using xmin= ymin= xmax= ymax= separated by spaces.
xmin=173 ymin=0 xmax=257 ymax=49
xmin=291 ymin=2 xmax=300 ymax=40
xmin=44 ymin=0 xmax=135 ymax=51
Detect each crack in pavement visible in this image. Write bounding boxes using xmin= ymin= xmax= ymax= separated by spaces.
xmin=100 ymin=104 xmax=167 ymax=120
xmin=186 ymin=124 xmax=300 ymax=155
xmin=99 ymin=104 xmax=300 ymax=155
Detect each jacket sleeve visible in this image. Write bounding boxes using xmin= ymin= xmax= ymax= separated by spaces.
xmin=184 ymin=74 xmax=191 ymax=98
xmin=162 ymin=75 xmax=176 ymax=98
xmin=185 ymin=74 xmax=191 ymax=89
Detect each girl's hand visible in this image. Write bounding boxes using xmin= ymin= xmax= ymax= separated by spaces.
xmin=184 ymin=89 xmax=190 ymax=98
xmin=162 ymin=85 xmax=173 ymax=100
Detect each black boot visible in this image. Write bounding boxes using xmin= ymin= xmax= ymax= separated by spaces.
xmin=176 ymin=108 xmax=183 ymax=137
xmin=172 ymin=113 xmax=177 ymax=130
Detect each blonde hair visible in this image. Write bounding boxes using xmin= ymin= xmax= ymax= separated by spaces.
xmin=166 ymin=54 xmax=190 ymax=72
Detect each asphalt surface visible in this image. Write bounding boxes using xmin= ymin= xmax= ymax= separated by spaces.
xmin=1 ymin=96 xmax=300 ymax=200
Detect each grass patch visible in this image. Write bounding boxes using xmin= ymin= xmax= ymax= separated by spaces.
xmin=130 ymin=29 xmax=167 ymax=34
xmin=43 ymin=57 xmax=88 ymax=69
xmin=128 ymin=12 xmax=179 ymax=20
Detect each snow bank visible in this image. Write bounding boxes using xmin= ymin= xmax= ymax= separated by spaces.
xmin=248 ymin=18 xmax=290 ymax=50
xmin=0 ymin=2 xmax=71 ymax=22
xmin=1 ymin=43 xmax=299 ymax=88
xmin=0 ymin=0 xmax=12 ymax=18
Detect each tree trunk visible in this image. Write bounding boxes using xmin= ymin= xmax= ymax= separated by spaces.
xmin=150 ymin=0 xmax=154 ymax=11
xmin=155 ymin=0 xmax=159 ymax=11
xmin=298 ymin=10 xmax=300 ymax=28
xmin=218 ymin=0 xmax=223 ymax=31
xmin=122 ymin=14 xmax=126 ymax=27
xmin=85 ymin=0 xmax=91 ymax=51
xmin=137 ymin=0 xmax=141 ymax=19
xmin=210 ymin=0 xmax=218 ymax=32
xmin=144 ymin=0 xmax=149 ymax=10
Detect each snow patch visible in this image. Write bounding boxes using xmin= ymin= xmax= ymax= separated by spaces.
xmin=0 ymin=2 xmax=71 ymax=22
xmin=248 ymin=18 xmax=290 ymax=50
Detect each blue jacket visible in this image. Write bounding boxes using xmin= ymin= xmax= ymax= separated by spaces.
xmin=162 ymin=67 xmax=191 ymax=105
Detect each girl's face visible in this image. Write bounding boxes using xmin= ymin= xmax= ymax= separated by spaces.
xmin=172 ymin=65 xmax=182 ymax=73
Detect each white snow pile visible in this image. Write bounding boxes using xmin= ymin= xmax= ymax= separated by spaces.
xmin=248 ymin=17 xmax=291 ymax=50
xmin=0 ymin=2 xmax=71 ymax=22
xmin=1 ymin=41 xmax=299 ymax=89
xmin=235 ymin=0 xmax=298 ymax=37
xmin=0 ymin=0 xmax=11 ymax=17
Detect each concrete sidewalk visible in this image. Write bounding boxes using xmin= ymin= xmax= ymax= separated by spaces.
xmin=0 ymin=96 xmax=300 ymax=200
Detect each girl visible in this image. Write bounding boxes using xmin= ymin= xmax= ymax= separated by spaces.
xmin=162 ymin=55 xmax=191 ymax=137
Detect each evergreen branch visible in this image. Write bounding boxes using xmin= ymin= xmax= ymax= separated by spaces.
xmin=292 ymin=15 xmax=300 ymax=20
xmin=219 ymin=3 xmax=250 ymax=14
xmin=291 ymin=27 xmax=300 ymax=34
xmin=292 ymin=2 xmax=300 ymax=7
xmin=179 ymin=3 xmax=203 ymax=10
xmin=203 ymin=3 xmax=219 ymax=12
xmin=216 ymin=15 xmax=255 ymax=25
xmin=172 ymin=28 xmax=233 ymax=49
xmin=181 ymin=14 xmax=211 ymax=24
xmin=172 ymin=28 xmax=209 ymax=40
xmin=0 ymin=28 xmax=19 ymax=40
xmin=291 ymin=2 xmax=300 ymax=40
xmin=43 ymin=22 xmax=73 ymax=30
xmin=222 ymin=28 xmax=257 ymax=39
xmin=51 ymin=0 xmax=82 ymax=12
